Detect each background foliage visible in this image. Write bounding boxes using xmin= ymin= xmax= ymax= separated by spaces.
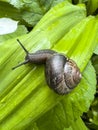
xmin=0 ymin=0 xmax=98 ymax=130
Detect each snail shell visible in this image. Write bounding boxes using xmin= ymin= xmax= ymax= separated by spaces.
xmin=45 ymin=54 xmax=81 ymax=94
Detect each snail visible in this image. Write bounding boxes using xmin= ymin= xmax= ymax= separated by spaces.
xmin=12 ymin=39 xmax=82 ymax=95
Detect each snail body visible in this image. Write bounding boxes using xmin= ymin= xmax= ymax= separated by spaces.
xmin=12 ymin=39 xmax=81 ymax=95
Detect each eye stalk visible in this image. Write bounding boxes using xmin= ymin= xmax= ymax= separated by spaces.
xmin=12 ymin=39 xmax=29 ymax=70
xmin=17 ymin=39 xmax=28 ymax=54
xmin=12 ymin=60 xmax=29 ymax=70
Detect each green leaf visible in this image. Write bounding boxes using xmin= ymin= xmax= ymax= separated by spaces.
xmin=84 ymin=96 xmax=98 ymax=130
xmin=3 ymin=0 xmax=71 ymax=26
xmin=71 ymin=117 xmax=88 ymax=130
xmin=87 ymin=0 xmax=98 ymax=15
xmin=92 ymin=55 xmax=98 ymax=75
xmin=72 ymin=0 xmax=88 ymax=4
xmin=1 ymin=1 xmax=97 ymax=130
xmin=0 ymin=1 xmax=21 ymax=21
xmin=90 ymin=98 xmax=98 ymax=125
xmin=20 ymin=0 xmax=72 ymax=26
